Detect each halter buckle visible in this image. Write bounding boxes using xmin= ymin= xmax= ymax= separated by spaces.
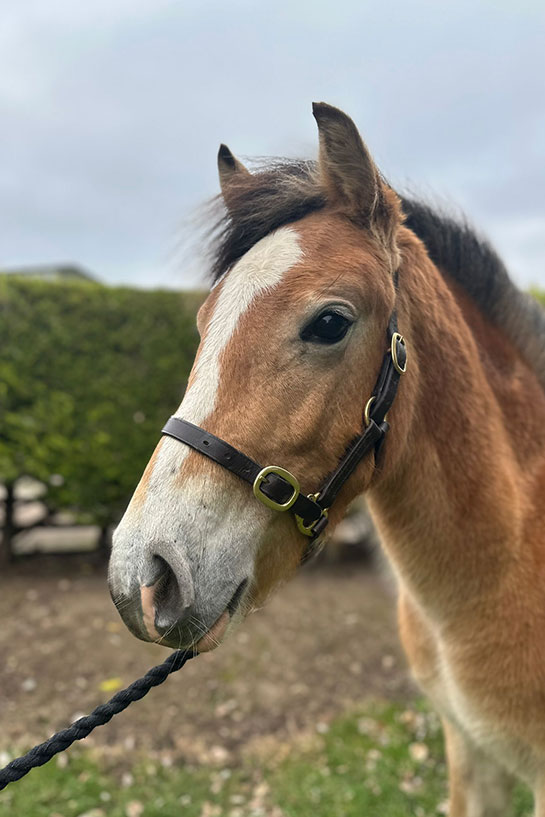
xmin=391 ymin=332 xmax=407 ymax=375
xmin=253 ymin=466 xmax=300 ymax=512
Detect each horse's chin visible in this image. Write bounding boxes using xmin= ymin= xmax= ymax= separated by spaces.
xmin=196 ymin=609 xmax=231 ymax=652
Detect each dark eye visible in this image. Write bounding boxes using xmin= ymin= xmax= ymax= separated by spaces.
xmin=300 ymin=310 xmax=353 ymax=344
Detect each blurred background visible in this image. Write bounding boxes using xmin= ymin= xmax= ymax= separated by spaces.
xmin=1 ymin=2 xmax=543 ymax=815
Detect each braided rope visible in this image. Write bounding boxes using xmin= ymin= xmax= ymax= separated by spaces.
xmin=0 ymin=649 xmax=195 ymax=791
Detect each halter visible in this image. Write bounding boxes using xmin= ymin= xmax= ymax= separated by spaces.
xmin=161 ymin=283 xmax=407 ymax=556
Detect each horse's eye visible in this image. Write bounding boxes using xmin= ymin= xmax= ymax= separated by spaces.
xmin=301 ymin=311 xmax=353 ymax=344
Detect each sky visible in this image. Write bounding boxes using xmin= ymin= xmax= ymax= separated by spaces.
xmin=1 ymin=0 xmax=544 ymax=290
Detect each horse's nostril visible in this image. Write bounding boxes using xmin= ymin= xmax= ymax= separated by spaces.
xmin=141 ymin=554 xmax=168 ymax=588
xmin=151 ymin=554 xmax=193 ymax=633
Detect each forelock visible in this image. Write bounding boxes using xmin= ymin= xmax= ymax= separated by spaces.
xmin=206 ymin=159 xmax=325 ymax=283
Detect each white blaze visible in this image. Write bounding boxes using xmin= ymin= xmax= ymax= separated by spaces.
xmin=110 ymin=226 xmax=303 ymax=594
xmin=151 ymin=226 xmax=303 ymax=483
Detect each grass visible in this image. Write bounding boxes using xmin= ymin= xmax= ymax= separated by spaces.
xmin=0 ymin=701 xmax=534 ymax=817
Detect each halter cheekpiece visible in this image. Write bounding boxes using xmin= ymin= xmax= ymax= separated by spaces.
xmin=161 ymin=277 xmax=407 ymax=556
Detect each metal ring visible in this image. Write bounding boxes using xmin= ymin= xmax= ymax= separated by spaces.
xmin=364 ymin=396 xmax=376 ymax=427
xmin=295 ymin=495 xmax=328 ymax=537
xmin=391 ymin=332 xmax=407 ymax=375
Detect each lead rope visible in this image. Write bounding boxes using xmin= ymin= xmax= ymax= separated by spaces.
xmin=0 ymin=649 xmax=196 ymax=791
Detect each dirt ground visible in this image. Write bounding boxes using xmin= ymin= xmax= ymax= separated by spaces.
xmin=0 ymin=556 xmax=415 ymax=766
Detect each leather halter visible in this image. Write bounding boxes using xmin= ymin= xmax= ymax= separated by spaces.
xmin=161 ymin=285 xmax=407 ymax=555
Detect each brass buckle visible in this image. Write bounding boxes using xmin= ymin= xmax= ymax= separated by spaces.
xmin=253 ymin=466 xmax=300 ymax=512
xmin=295 ymin=494 xmax=329 ymax=537
xmin=391 ymin=332 xmax=407 ymax=375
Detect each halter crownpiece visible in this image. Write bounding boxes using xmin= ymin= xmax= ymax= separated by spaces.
xmin=161 ymin=292 xmax=407 ymax=553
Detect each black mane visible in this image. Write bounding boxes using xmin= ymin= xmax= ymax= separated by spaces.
xmin=207 ymin=159 xmax=545 ymax=385
xmin=400 ymin=197 xmax=545 ymax=388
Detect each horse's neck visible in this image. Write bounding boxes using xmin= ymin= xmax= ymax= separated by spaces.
xmin=368 ymin=246 xmax=545 ymax=620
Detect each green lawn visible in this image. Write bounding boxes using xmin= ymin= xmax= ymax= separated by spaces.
xmin=0 ymin=701 xmax=533 ymax=817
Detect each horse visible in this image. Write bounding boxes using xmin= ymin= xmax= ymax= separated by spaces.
xmin=109 ymin=102 xmax=545 ymax=814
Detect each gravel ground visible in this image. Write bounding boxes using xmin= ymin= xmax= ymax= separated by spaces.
xmin=0 ymin=556 xmax=414 ymax=766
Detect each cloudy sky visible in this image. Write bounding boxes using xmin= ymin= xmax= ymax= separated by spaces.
xmin=1 ymin=0 xmax=544 ymax=289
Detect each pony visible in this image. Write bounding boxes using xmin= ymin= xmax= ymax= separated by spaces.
xmin=109 ymin=102 xmax=545 ymax=814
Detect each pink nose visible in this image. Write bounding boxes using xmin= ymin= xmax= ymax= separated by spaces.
xmin=140 ymin=584 xmax=161 ymax=640
xmin=139 ymin=553 xmax=195 ymax=640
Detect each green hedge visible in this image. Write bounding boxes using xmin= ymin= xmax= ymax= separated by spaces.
xmin=532 ymin=288 xmax=545 ymax=308
xmin=0 ymin=277 xmax=205 ymax=554
xmin=1 ymin=278 xmax=543 ymax=559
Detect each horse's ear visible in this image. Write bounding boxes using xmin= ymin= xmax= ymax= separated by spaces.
xmin=312 ymin=102 xmax=400 ymax=240
xmin=217 ymin=144 xmax=250 ymax=207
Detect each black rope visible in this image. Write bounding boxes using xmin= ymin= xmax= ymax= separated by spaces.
xmin=0 ymin=649 xmax=196 ymax=791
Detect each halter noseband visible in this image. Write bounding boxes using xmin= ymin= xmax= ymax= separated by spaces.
xmin=161 ymin=287 xmax=407 ymax=556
